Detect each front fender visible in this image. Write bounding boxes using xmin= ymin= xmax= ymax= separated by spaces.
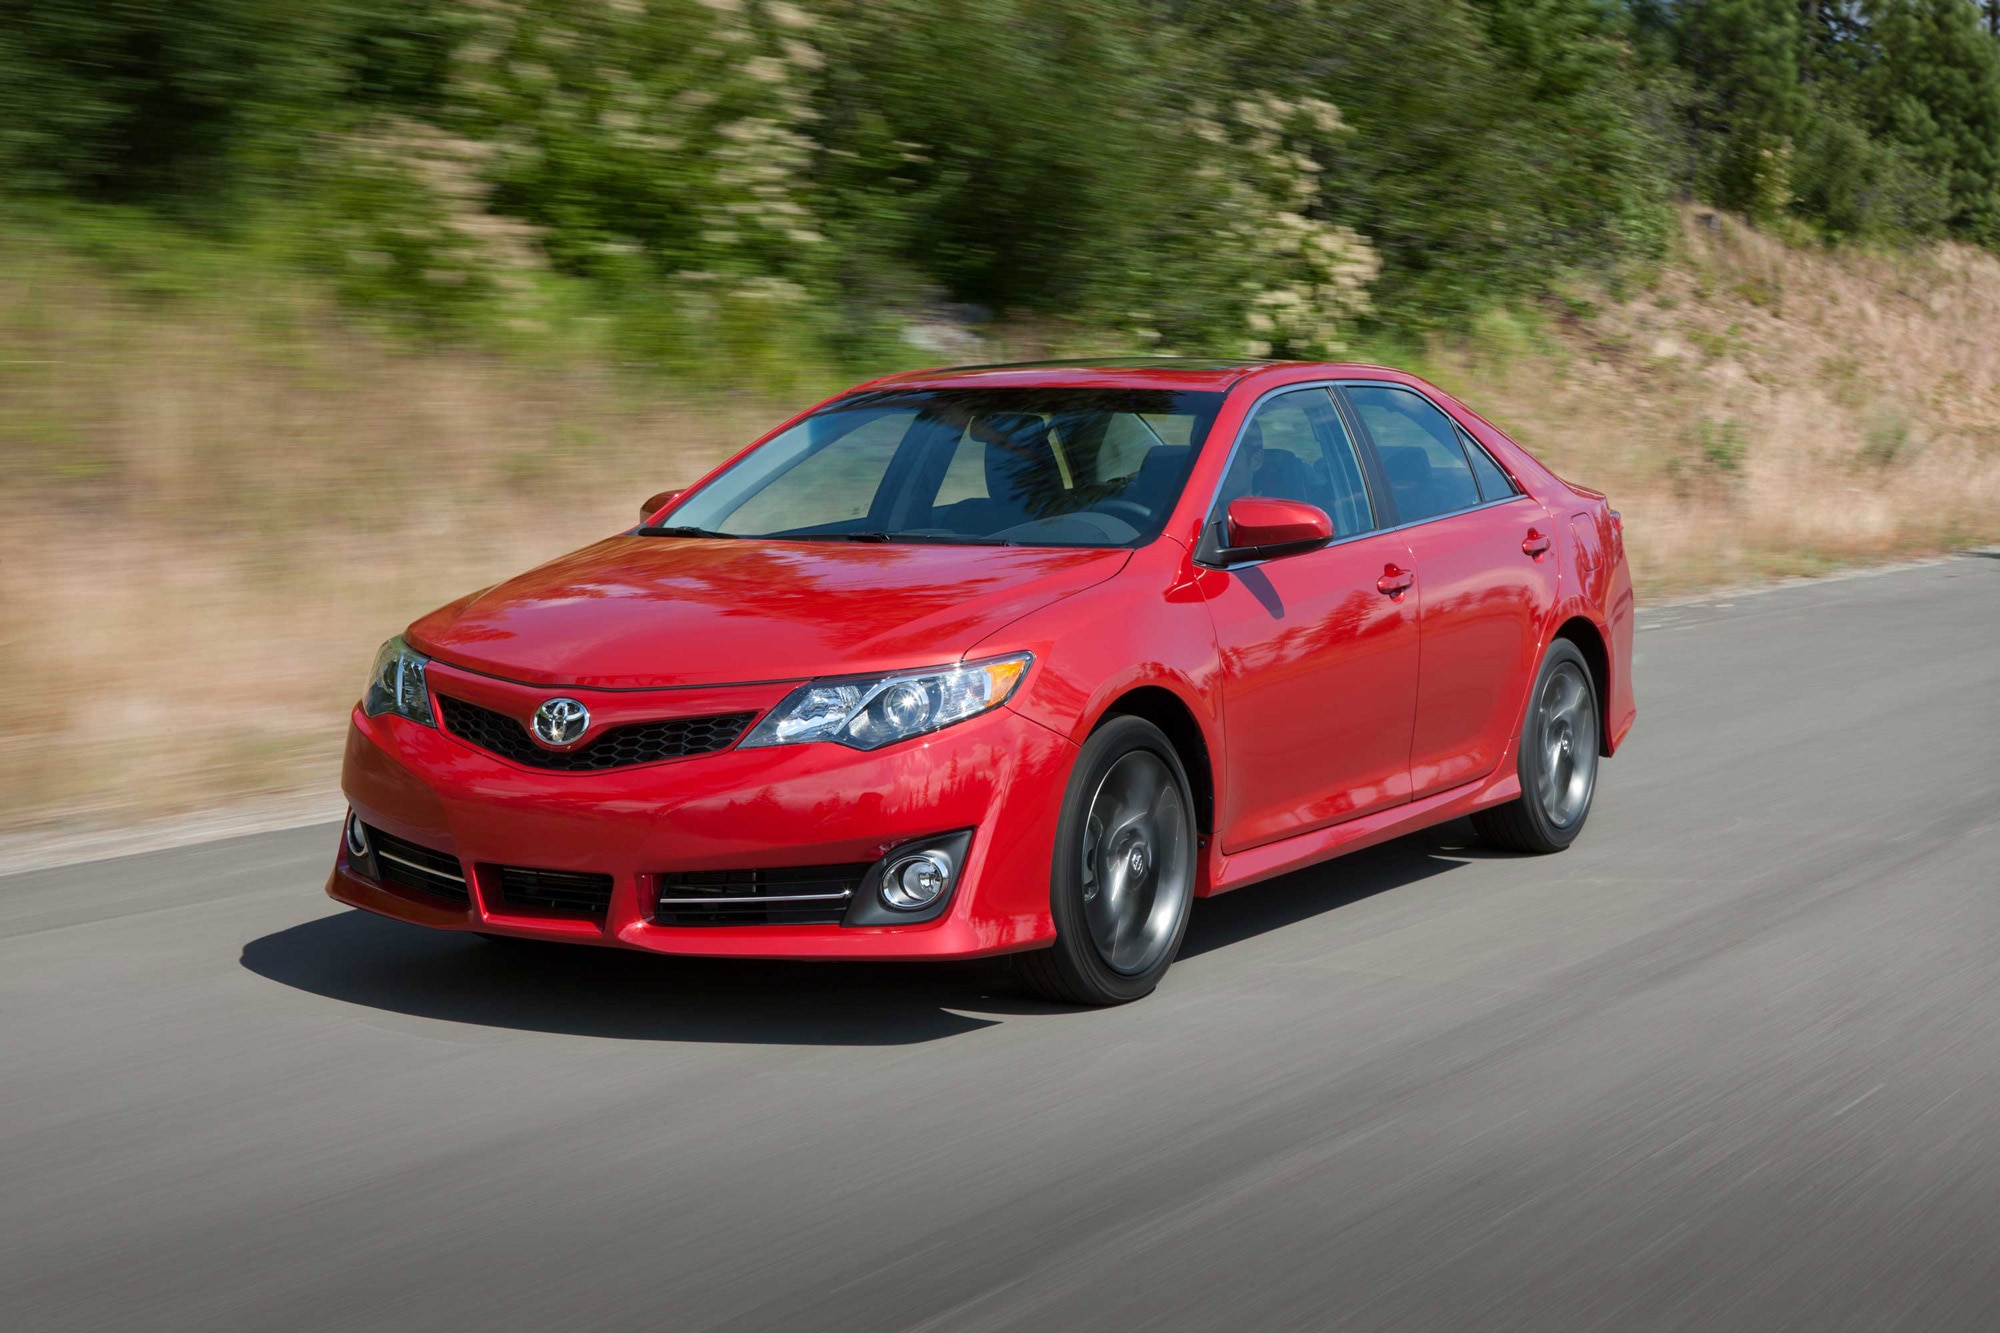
xmin=968 ymin=539 xmax=1224 ymax=750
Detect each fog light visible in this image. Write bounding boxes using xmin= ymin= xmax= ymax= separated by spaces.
xmin=344 ymin=811 xmax=370 ymax=860
xmin=880 ymin=852 xmax=950 ymax=910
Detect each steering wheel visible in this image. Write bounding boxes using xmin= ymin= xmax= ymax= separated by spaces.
xmin=1093 ymin=499 xmax=1154 ymax=525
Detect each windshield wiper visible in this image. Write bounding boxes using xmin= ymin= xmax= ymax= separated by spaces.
xmin=852 ymin=531 xmax=1022 ymax=546
xmin=764 ymin=529 xmax=1023 ymax=546
xmin=637 ymin=524 xmax=735 ymax=538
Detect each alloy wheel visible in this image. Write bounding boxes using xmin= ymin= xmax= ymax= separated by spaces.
xmin=1079 ymin=750 xmax=1194 ymax=975
xmin=1535 ymin=660 xmax=1598 ymax=828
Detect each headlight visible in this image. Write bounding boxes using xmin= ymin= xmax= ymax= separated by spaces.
xmin=741 ymin=653 xmax=1031 ymax=751
xmin=362 ymin=635 xmax=435 ymax=727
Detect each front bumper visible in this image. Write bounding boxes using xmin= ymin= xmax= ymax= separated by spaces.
xmin=329 ymin=686 xmax=1073 ymax=960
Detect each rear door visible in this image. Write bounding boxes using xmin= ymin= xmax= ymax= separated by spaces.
xmin=1200 ymin=386 xmax=1420 ymax=853
xmin=1340 ymin=383 xmax=1559 ymax=800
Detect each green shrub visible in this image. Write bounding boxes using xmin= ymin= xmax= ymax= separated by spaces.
xmin=7 ymin=0 xmax=2000 ymax=368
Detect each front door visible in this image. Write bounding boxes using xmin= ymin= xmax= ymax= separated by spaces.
xmin=1201 ymin=387 xmax=1420 ymax=854
xmin=1342 ymin=383 xmax=1559 ymax=799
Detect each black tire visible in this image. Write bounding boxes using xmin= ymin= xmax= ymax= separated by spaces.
xmin=1012 ymin=715 xmax=1198 ymax=1006
xmin=1473 ymin=638 xmax=1601 ymax=854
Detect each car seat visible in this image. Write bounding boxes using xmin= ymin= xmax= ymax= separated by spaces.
xmin=935 ymin=414 xmax=1064 ymax=534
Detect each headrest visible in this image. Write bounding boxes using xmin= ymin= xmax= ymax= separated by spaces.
xmin=1129 ymin=444 xmax=1189 ymax=483
xmin=1119 ymin=445 xmax=1191 ymax=514
xmin=1251 ymin=446 xmax=1313 ymax=503
xmin=977 ymin=414 xmax=1061 ymax=499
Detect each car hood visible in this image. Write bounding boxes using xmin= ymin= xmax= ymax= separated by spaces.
xmin=406 ymin=535 xmax=1131 ymax=689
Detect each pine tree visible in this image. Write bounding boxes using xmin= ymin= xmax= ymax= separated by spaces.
xmin=1865 ymin=0 xmax=2000 ymax=240
xmin=1674 ymin=0 xmax=1811 ymax=216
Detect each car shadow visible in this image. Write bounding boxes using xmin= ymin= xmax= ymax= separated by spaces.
xmin=240 ymin=913 xmax=1028 ymax=1046
xmin=240 ymin=819 xmax=1507 ymax=1045
xmin=1181 ymin=817 xmax=1496 ymax=958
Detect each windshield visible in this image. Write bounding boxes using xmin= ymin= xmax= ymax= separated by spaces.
xmin=660 ymin=388 xmax=1224 ymax=547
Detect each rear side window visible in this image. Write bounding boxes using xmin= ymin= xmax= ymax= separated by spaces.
xmin=1460 ymin=428 xmax=1519 ymax=502
xmin=1216 ymin=387 xmax=1374 ymax=538
xmin=1344 ymin=384 xmax=1481 ymax=522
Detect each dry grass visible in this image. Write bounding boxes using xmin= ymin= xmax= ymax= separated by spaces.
xmin=1415 ymin=210 xmax=2000 ymax=593
xmin=3 ymin=208 xmax=1997 ymax=831
xmin=0 ymin=259 xmax=800 ymax=831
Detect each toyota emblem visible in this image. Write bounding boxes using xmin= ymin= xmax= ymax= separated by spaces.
xmin=531 ymin=697 xmax=591 ymax=747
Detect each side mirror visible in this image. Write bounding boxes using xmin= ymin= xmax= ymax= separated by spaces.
xmin=1217 ymin=496 xmax=1334 ymax=563
xmin=639 ymin=489 xmax=685 ymax=524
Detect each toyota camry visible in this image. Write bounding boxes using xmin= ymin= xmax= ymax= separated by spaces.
xmin=329 ymin=358 xmax=1635 ymax=1004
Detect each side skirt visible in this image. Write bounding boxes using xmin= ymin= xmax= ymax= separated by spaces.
xmin=1201 ymin=764 xmax=1523 ymax=898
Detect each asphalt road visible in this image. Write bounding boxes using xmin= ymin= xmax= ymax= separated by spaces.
xmin=5 ymin=553 xmax=1999 ymax=1332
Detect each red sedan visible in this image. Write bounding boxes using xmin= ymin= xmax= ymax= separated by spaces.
xmin=330 ymin=358 xmax=1635 ymax=1004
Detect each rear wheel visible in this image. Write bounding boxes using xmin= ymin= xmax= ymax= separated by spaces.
xmin=1013 ymin=716 xmax=1197 ymax=1005
xmin=1472 ymin=638 xmax=1600 ymax=854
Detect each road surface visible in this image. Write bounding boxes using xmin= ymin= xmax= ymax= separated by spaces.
xmin=4 ymin=553 xmax=1998 ymax=1331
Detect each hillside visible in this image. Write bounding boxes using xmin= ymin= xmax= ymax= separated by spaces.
xmin=3 ymin=209 xmax=1998 ymax=830
xmin=1424 ymin=210 xmax=2000 ymax=589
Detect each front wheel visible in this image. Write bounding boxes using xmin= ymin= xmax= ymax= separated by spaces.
xmin=1472 ymin=638 xmax=1601 ymax=854
xmin=1013 ymin=715 xmax=1198 ymax=1005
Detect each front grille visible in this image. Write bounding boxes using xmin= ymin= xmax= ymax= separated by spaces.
xmin=364 ymin=825 xmax=468 ymax=903
xmin=437 ymin=696 xmax=756 ymax=772
xmin=653 ymin=863 xmax=872 ymax=926
xmin=494 ymin=865 xmax=614 ymax=917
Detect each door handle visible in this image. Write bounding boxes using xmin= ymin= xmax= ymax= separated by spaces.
xmin=1522 ymin=528 xmax=1552 ymax=559
xmin=1376 ymin=564 xmax=1414 ymax=599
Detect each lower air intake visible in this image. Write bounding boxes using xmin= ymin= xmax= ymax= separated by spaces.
xmin=494 ymin=865 xmax=615 ymax=917
xmin=363 ymin=825 xmax=469 ymax=903
xmin=653 ymin=863 xmax=872 ymax=926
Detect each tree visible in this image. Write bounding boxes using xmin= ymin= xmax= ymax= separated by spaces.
xmin=1864 ymin=0 xmax=2000 ymax=240
xmin=1172 ymin=0 xmax=1670 ymax=322
xmin=1671 ymin=0 xmax=1810 ymax=217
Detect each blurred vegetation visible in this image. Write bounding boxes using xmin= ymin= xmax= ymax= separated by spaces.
xmin=3 ymin=1 xmax=2000 ymax=373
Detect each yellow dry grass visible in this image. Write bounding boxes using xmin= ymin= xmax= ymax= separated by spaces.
xmin=1415 ymin=210 xmax=2000 ymax=592
xmin=0 ymin=274 xmax=795 ymax=830
xmin=2 ymin=208 xmax=1996 ymax=831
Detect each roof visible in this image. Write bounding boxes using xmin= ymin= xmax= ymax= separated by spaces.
xmin=866 ymin=356 xmax=1283 ymax=392
xmin=863 ymin=356 xmax=1410 ymax=393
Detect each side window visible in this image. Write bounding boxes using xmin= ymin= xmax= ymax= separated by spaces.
xmin=1216 ymin=388 xmax=1374 ymax=538
xmin=1459 ymin=427 xmax=1518 ymax=502
xmin=1345 ymin=385 xmax=1481 ymax=522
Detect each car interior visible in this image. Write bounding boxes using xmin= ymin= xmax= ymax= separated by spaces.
xmin=904 ymin=408 xmax=1204 ymax=545
xmin=1212 ymin=396 xmax=1373 ymax=540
